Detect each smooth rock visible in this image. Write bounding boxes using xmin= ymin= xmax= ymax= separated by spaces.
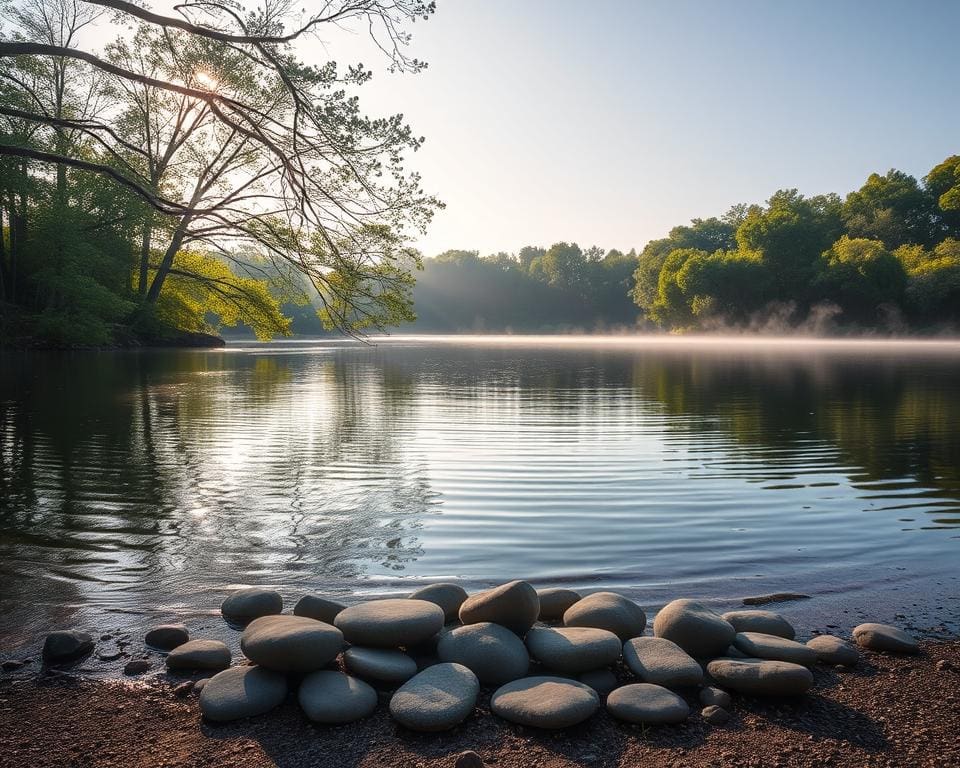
xmin=144 ymin=624 xmax=189 ymax=652
xmin=166 ymin=639 xmax=231 ymax=671
xmin=193 ymin=678 xmax=210 ymax=694
xmin=293 ymin=595 xmax=346 ymax=624
xmin=389 ymin=663 xmax=479 ymax=731
xmin=606 ymin=683 xmax=690 ymax=724
xmin=536 ymin=588 xmax=582 ymax=621
xmin=742 ymin=593 xmax=810 ymax=606
xmin=578 ymin=668 xmax=618 ymax=695
xmin=335 ymin=599 xmax=445 ymax=648
xmin=702 ymin=704 xmax=731 ymax=725
xmin=699 ymin=686 xmax=732 ymax=708
xmin=409 ymin=584 xmax=469 ymax=623
xmin=733 ymin=632 xmax=818 ymax=666
xmin=298 ymin=670 xmax=378 ymax=723
xmin=623 ymin=636 xmax=703 ymax=688
xmin=563 ymin=592 xmax=646 ymax=641
xmin=437 ymin=622 xmax=529 ymax=685
xmin=123 ymin=659 xmax=151 ymax=675
xmin=454 ymin=751 xmax=486 ymax=768
xmin=344 ymin=647 xmax=418 ymax=684
xmin=722 ymin=610 xmax=795 ymax=640
xmin=653 ymin=599 xmax=735 ymax=658
xmin=491 ymin=676 xmax=599 ymax=729
xmin=199 ymin=666 xmax=287 ymax=722
xmin=173 ymin=681 xmax=194 ymax=697
xmin=852 ymin=623 xmax=918 ymax=654
xmin=459 ymin=581 xmax=539 ymax=636
xmin=42 ymin=631 xmax=94 ymax=663
xmin=706 ymin=658 xmax=813 ymax=696
xmin=2 ymin=660 xmax=25 ymax=672
xmin=723 ymin=644 xmax=749 ymax=659
xmin=220 ymin=588 xmax=283 ymax=624
xmin=806 ymin=635 xmax=860 ymax=666
xmin=526 ymin=626 xmax=621 ymax=674
xmin=240 ymin=615 xmax=342 ymax=672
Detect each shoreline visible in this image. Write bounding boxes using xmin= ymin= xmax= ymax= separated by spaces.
xmin=1 ymin=639 xmax=957 ymax=768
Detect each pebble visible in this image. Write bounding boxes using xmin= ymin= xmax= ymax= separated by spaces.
xmin=454 ymin=750 xmax=486 ymax=768
xmin=166 ymin=640 xmax=231 ymax=671
xmin=409 ymin=583 xmax=469 ymax=623
xmin=702 ymin=704 xmax=731 ymax=725
xmin=123 ymin=660 xmax=151 ymax=675
xmin=437 ymin=622 xmax=530 ymax=685
xmin=344 ymin=647 xmax=418 ymax=684
xmin=42 ymin=631 xmax=94 ymax=663
xmin=240 ymin=615 xmax=343 ymax=672
xmin=491 ymin=676 xmax=599 ymax=729
xmin=173 ymin=681 xmax=194 ymax=697
xmin=293 ymin=595 xmax=346 ymax=624
xmin=622 ymin=636 xmax=703 ymax=688
xmin=606 ymin=683 xmax=690 ymax=724
xmin=722 ymin=610 xmax=796 ymax=640
xmin=536 ymin=588 xmax=582 ymax=621
xmin=144 ymin=624 xmax=189 ymax=652
xmin=220 ymin=587 xmax=283 ymax=624
xmin=389 ymin=663 xmax=480 ymax=732
xmin=653 ymin=599 xmax=735 ymax=658
xmin=193 ymin=678 xmax=209 ymax=694
xmin=852 ymin=623 xmax=919 ymax=654
xmin=733 ymin=632 xmax=818 ymax=666
xmin=806 ymin=635 xmax=860 ymax=666
xmin=1 ymin=660 xmax=25 ymax=672
xmin=563 ymin=592 xmax=646 ymax=641
xmin=706 ymin=658 xmax=813 ymax=696
xmin=459 ymin=580 xmax=540 ymax=636
xmin=199 ymin=666 xmax=287 ymax=722
xmin=699 ymin=686 xmax=732 ymax=708
xmin=298 ymin=670 xmax=378 ymax=724
xmin=526 ymin=626 xmax=621 ymax=674
xmin=335 ymin=599 xmax=445 ymax=648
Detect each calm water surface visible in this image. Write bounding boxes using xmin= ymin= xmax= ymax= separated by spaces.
xmin=2 ymin=336 xmax=959 ymax=656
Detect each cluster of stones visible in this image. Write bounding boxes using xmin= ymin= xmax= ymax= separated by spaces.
xmin=36 ymin=582 xmax=921 ymax=733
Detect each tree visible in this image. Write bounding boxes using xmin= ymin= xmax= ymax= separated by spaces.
xmin=816 ymin=236 xmax=906 ymax=321
xmin=896 ymin=238 xmax=960 ymax=323
xmin=529 ymin=242 xmax=586 ymax=291
xmin=925 ymin=155 xmax=960 ymax=237
xmin=841 ymin=170 xmax=939 ymax=248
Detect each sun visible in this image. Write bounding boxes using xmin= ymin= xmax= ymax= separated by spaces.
xmin=194 ymin=70 xmax=219 ymax=90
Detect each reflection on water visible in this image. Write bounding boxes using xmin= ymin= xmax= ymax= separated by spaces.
xmin=1 ymin=336 xmax=959 ymax=650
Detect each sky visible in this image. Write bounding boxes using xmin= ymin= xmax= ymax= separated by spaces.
xmin=322 ymin=0 xmax=960 ymax=258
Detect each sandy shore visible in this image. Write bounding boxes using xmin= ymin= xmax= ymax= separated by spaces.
xmin=1 ymin=640 xmax=958 ymax=768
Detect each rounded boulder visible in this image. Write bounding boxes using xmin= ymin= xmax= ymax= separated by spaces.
xmin=240 ymin=615 xmax=343 ymax=672
xmin=166 ymin=639 xmax=231 ymax=671
xmin=220 ymin=588 xmax=283 ymax=624
xmin=437 ymin=622 xmax=529 ymax=685
xmin=335 ymin=599 xmax=445 ymax=648
xmin=653 ymin=599 xmax=735 ymax=658
xmin=199 ymin=666 xmax=287 ymax=722
xmin=459 ymin=581 xmax=539 ymax=636
xmin=623 ymin=636 xmax=703 ymax=688
xmin=852 ymin=623 xmax=918 ymax=654
xmin=732 ymin=632 xmax=818 ymax=666
xmin=536 ymin=588 xmax=582 ymax=621
xmin=722 ymin=610 xmax=795 ymax=640
xmin=706 ymin=658 xmax=813 ymax=696
xmin=606 ymin=683 xmax=690 ymax=724
xmin=526 ymin=626 xmax=621 ymax=674
xmin=409 ymin=584 xmax=469 ymax=623
xmin=344 ymin=647 xmax=418 ymax=684
xmin=298 ymin=670 xmax=378 ymax=724
xmin=389 ymin=663 xmax=479 ymax=731
xmin=293 ymin=595 xmax=346 ymax=624
xmin=42 ymin=630 xmax=94 ymax=663
xmin=144 ymin=624 xmax=189 ymax=652
xmin=563 ymin=592 xmax=646 ymax=641
xmin=806 ymin=634 xmax=860 ymax=666
xmin=491 ymin=676 xmax=599 ymax=729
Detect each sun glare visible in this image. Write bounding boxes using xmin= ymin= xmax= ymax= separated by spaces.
xmin=194 ymin=70 xmax=219 ymax=90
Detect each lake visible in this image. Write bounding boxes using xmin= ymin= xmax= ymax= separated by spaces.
xmin=1 ymin=336 xmax=959 ymax=660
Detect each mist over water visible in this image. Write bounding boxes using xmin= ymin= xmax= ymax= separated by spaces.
xmin=1 ymin=335 xmax=959 ymax=657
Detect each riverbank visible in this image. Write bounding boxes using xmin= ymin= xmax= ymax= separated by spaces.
xmin=1 ymin=640 xmax=957 ymax=768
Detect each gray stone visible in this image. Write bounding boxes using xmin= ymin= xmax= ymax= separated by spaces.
xmin=491 ymin=676 xmax=599 ymax=729
xmin=459 ymin=581 xmax=539 ymax=636
xmin=298 ymin=670 xmax=378 ymax=723
xmin=699 ymin=686 xmax=731 ymax=708
xmin=722 ymin=610 xmax=795 ymax=640
xmin=2 ymin=660 xmax=25 ymax=672
xmin=293 ymin=595 xmax=346 ymax=624
xmin=335 ymin=599 xmax=445 ymax=648
xmin=409 ymin=584 xmax=469 ymax=623
xmin=526 ymin=626 xmax=621 ymax=674
xmin=563 ymin=592 xmax=646 ymax=641
xmin=706 ymin=658 xmax=813 ymax=696
xmin=166 ymin=639 xmax=231 ymax=671
xmin=606 ymin=683 xmax=690 ymax=724
xmin=454 ymin=751 xmax=485 ymax=768
xmin=42 ymin=631 xmax=94 ymax=663
xmin=240 ymin=615 xmax=342 ymax=672
xmin=702 ymin=704 xmax=731 ymax=725
xmin=653 ymin=599 xmax=735 ymax=658
xmin=806 ymin=635 xmax=860 ymax=666
xmin=578 ymin=668 xmax=618 ymax=695
xmin=622 ymin=636 xmax=703 ymax=688
xmin=199 ymin=666 xmax=287 ymax=722
xmin=144 ymin=624 xmax=189 ymax=652
xmin=173 ymin=681 xmax=194 ymax=697
xmin=344 ymin=647 xmax=418 ymax=684
xmin=733 ymin=632 xmax=818 ymax=666
xmin=193 ymin=678 xmax=210 ymax=694
xmin=852 ymin=623 xmax=918 ymax=654
xmin=536 ymin=588 xmax=582 ymax=621
xmin=389 ymin=663 xmax=479 ymax=731
xmin=220 ymin=588 xmax=283 ymax=624
xmin=723 ymin=644 xmax=749 ymax=659
xmin=124 ymin=659 xmax=151 ymax=675
xmin=437 ymin=622 xmax=529 ymax=685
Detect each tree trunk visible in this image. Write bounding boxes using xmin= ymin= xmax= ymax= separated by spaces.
xmin=137 ymin=212 xmax=153 ymax=296
xmin=144 ymin=216 xmax=191 ymax=304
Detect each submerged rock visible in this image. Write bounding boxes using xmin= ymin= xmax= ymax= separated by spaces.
xmin=240 ymin=615 xmax=343 ymax=672
xmin=536 ymin=588 xmax=582 ymax=621
xmin=335 ymin=599 xmax=445 ymax=648
xmin=459 ymin=581 xmax=539 ymax=636
xmin=706 ymin=658 xmax=813 ymax=696
xmin=344 ymin=647 xmax=418 ymax=684
xmin=220 ymin=588 xmax=283 ymax=624
xmin=166 ymin=639 xmax=231 ymax=671
xmin=722 ymin=610 xmax=795 ymax=640
xmin=389 ymin=663 xmax=479 ymax=732
xmin=606 ymin=683 xmax=690 ymax=724
xmin=491 ymin=676 xmax=599 ymax=729
xmin=853 ymin=623 xmax=918 ymax=654
xmin=144 ymin=624 xmax=189 ymax=652
xmin=123 ymin=659 xmax=151 ymax=675
xmin=563 ymin=592 xmax=646 ymax=641
xmin=42 ymin=631 xmax=94 ymax=663
xmin=437 ymin=622 xmax=529 ymax=685
xmin=298 ymin=670 xmax=378 ymax=724
xmin=742 ymin=593 xmax=810 ymax=606
xmin=526 ymin=626 xmax=621 ymax=674
xmin=806 ymin=635 xmax=860 ymax=666
xmin=622 ymin=636 xmax=703 ymax=688
xmin=732 ymin=632 xmax=818 ymax=666
xmin=199 ymin=666 xmax=287 ymax=722
xmin=409 ymin=584 xmax=469 ymax=623
xmin=653 ymin=599 xmax=735 ymax=658
xmin=293 ymin=595 xmax=346 ymax=625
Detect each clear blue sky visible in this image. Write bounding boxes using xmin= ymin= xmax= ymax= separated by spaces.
xmin=338 ymin=0 xmax=959 ymax=258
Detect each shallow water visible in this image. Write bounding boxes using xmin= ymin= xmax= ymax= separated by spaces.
xmin=1 ymin=336 xmax=959 ymax=657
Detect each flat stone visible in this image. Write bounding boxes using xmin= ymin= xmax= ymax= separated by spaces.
xmin=437 ymin=622 xmax=529 ymax=685
xmin=806 ymin=635 xmax=860 ymax=666
xmin=537 ymin=588 xmax=582 ymax=621
xmin=389 ymin=663 xmax=479 ymax=731
xmin=702 ymin=704 xmax=731 ymax=725
xmin=240 ymin=615 xmax=343 ymax=672
xmin=144 ymin=624 xmax=189 ymax=652
xmin=124 ymin=659 xmax=151 ymax=675
xmin=563 ymin=592 xmax=646 ymax=641
xmin=706 ymin=658 xmax=813 ymax=696
xmin=409 ymin=584 xmax=469 ymax=623
xmin=293 ymin=595 xmax=346 ymax=624
xmin=344 ymin=647 xmax=418 ymax=684
xmin=578 ymin=668 xmax=618 ymax=695
xmin=298 ymin=670 xmax=378 ymax=723
xmin=606 ymin=683 xmax=690 ymax=724
xmin=166 ymin=639 xmax=231 ymax=671
xmin=42 ymin=631 xmax=94 ymax=663
xmin=653 ymin=599 xmax=735 ymax=658
xmin=742 ymin=593 xmax=810 ymax=606
xmin=459 ymin=581 xmax=539 ymax=636
xmin=699 ymin=686 xmax=731 ymax=708
xmin=623 ymin=636 xmax=703 ymax=687
xmin=491 ymin=676 xmax=599 ymax=729
xmin=199 ymin=666 xmax=287 ymax=722
xmin=723 ymin=644 xmax=749 ymax=659
xmin=733 ymin=632 xmax=818 ymax=666
xmin=220 ymin=588 xmax=283 ymax=624
xmin=853 ymin=623 xmax=918 ymax=654
xmin=722 ymin=610 xmax=795 ymax=640
xmin=526 ymin=627 xmax=621 ymax=674
xmin=335 ymin=599 xmax=445 ymax=648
